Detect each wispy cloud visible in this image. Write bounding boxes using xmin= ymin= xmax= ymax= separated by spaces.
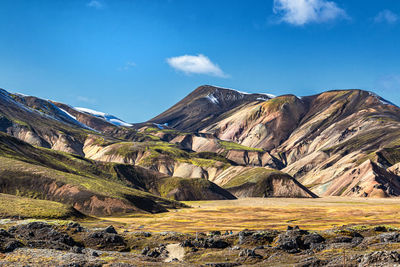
xmin=374 ymin=10 xmax=398 ymax=24
xmin=376 ymin=74 xmax=400 ymax=92
xmin=166 ymin=54 xmax=228 ymax=77
xmin=76 ymin=96 xmax=96 ymax=104
xmin=272 ymin=0 xmax=348 ymax=26
xmin=87 ymin=0 xmax=105 ymax=10
xmin=117 ymin=61 xmax=136 ymax=71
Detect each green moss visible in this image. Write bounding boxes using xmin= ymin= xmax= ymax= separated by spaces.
xmin=223 ymin=168 xmax=283 ymax=188
xmin=157 ymin=177 xmax=213 ymax=200
xmin=260 ymin=95 xmax=296 ymax=112
xmin=142 ymin=126 xmax=185 ymax=135
xmin=323 ymin=129 xmax=395 ymax=154
xmin=355 ymin=147 xmax=400 ymax=166
xmin=0 ymin=193 xmax=79 ymax=219
xmin=218 ymin=140 xmax=263 ymax=152
xmin=367 ymin=115 xmax=399 ymax=123
xmin=355 ymin=152 xmax=377 ymax=166
xmin=379 ymin=147 xmax=400 ymax=165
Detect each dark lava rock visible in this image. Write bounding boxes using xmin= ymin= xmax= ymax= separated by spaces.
xmin=359 ymin=251 xmax=400 ymax=266
xmin=303 ymin=233 xmax=325 ymax=249
xmin=238 ymin=248 xmax=262 ymax=259
xmin=104 ymin=225 xmax=118 ymax=234
xmin=330 ymin=236 xmax=354 ymax=244
xmin=66 ymin=222 xmax=85 ymax=233
xmin=143 ymin=232 xmax=151 ymax=237
xmin=0 ymin=229 xmax=12 ymax=238
xmin=8 ymin=222 xmax=79 ymax=250
xmin=238 ymin=230 xmax=269 ymax=245
xmin=209 ymin=231 xmax=221 ymax=236
xmin=205 ymin=263 xmax=240 ymax=267
xmin=84 ymin=229 xmax=126 ymax=250
xmin=250 ymin=231 xmax=278 ymax=245
xmin=378 ymin=232 xmax=400 ymax=243
xmin=141 ymin=246 xmax=150 ymax=255
xmin=141 ymin=244 xmax=167 ymax=258
xmin=3 ymin=240 xmax=23 ymax=253
xmin=71 ymin=246 xmax=84 ymax=254
xmin=0 ymin=228 xmax=19 ymax=253
xmin=373 ymin=226 xmax=387 ymax=232
xmin=352 ymin=237 xmax=364 ymax=246
xmin=108 ymin=264 xmax=137 ymax=267
xmin=296 ymin=256 xmax=327 ymax=267
xmin=205 ymin=238 xmax=230 ymax=249
xmin=181 ymin=240 xmax=194 ymax=247
xmin=181 ymin=238 xmax=230 ymax=249
xmin=276 ymin=228 xmax=309 ymax=253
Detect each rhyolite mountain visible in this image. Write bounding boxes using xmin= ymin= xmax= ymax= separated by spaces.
xmin=149 ymin=85 xmax=275 ymax=131
xmin=147 ymin=86 xmax=400 ymax=198
xmin=1 ymin=84 xmax=400 ymax=218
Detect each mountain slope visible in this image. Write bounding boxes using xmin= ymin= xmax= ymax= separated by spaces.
xmin=0 ymin=89 xmax=93 ymax=156
xmin=0 ymin=131 xmax=187 ymax=215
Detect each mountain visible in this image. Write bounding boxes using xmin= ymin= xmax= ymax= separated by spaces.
xmin=0 ymin=88 xmax=241 ymax=218
xmin=149 ymin=85 xmax=275 ymax=132
xmin=1 ymin=84 xmax=400 ymax=211
xmin=152 ymin=87 xmax=400 ymax=198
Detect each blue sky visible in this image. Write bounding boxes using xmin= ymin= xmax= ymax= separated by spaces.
xmin=1 ymin=0 xmax=400 ymax=122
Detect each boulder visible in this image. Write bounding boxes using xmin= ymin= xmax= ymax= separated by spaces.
xmin=359 ymin=251 xmax=400 ymax=266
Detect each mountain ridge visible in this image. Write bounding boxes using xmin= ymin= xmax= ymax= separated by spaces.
xmin=0 ymin=84 xmax=399 ymax=216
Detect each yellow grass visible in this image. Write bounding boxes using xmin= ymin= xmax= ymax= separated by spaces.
xmin=97 ymin=197 xmax=400 ymax=233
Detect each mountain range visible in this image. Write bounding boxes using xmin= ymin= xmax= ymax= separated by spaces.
xmin=1 ymin=85 xmax=400 ymax=218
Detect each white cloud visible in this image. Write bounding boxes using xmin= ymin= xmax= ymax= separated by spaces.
xmin=376 ymin=74 xmax=400 ymax=92
xmin=374 ymin=10 xmax=398 ymax=24
xmin=87 ymin=0 xmax=104 ymax=9
xmin=273 ymin=0 xmax=348 ymax=26
xmin=118 ymin=61 xmax=136 ymax=71
xmin=166 ymin=54 xmax=228 ymax=77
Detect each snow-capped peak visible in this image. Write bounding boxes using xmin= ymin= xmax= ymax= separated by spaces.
xmin=74 ymin=107 xmax=133 ymax=127
xmin=209 ymin=85 xmax=276 ymax=98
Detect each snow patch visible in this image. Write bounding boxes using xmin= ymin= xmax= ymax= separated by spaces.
xmin=74 ymin=107 xmax=107 ymax=117
xmin=262 ymin=93 xmax=276 ymax=98
xmin=153 ymin=123 xmax=165 ymax=129
xmin=368 ymin=91 xmax=398 ymax=107
xmin=13 ymin=92 xmax=29 ymax=97
xmin=209 ymin=85 xmax=275 ymax=98
xmin=206 ymin=94 xmax=219 ymax=104
xmin=74 ymin=107 xmax=133 ymax=127
xmin=59 ymin=108 xmax=77 ymax=121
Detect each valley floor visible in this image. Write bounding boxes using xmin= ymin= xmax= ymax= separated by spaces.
xmin=99 ymin=197 xmax=400 ymax=233
xmin=3 ymin=197 xmax=400 ymax=266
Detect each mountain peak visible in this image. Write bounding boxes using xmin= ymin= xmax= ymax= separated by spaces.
xmin=149 ymin=85 xmax=276 ymax=131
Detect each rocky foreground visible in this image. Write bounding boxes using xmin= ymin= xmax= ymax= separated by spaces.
xmin=1 ymin=220 xmax=400 ymax=266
